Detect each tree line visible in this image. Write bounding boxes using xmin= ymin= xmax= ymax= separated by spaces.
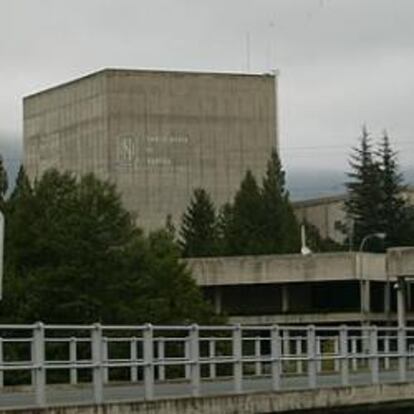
xmin=344 ymin=128 xmax=414 ymax=250
xmin=178 ymin=131 xmax=414 ymax=257
xmin=178 ymin=148 xmax=339 ymax=258
xmin=0 ymin=163 xmax=217 ymax=325
xmin=0 ymin=127 xmax=412 ymax=324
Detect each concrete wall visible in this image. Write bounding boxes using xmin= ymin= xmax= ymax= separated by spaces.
xmin=4 ymin=383 xmax=414 ymax=414
xmin=293 ymin=188 xmax=414 ymax=245
xmin=186 ymin=252 xmax=387 ymax=286
xmin=24 ymin=69 xmax=278 ymax=231
xmin=293 ymin=195 xmax=348 ymax=243
xmin=387 ymin=247 xmax=414 ymax=277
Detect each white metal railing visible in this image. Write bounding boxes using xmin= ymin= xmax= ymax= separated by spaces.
xmin=0 ymin=323 xmax=413 ymax=407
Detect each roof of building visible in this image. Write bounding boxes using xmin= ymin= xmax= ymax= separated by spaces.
xmin=24 ymin=68 xmax=277 ymax=100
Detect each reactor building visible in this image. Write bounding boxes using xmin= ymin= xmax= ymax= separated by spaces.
xmin=24 ymin=69 xmax=278 ymax=231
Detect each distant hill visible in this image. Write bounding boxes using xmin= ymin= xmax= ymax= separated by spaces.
xmin=0 ymin=137 xmax=412 ymax=202
xmin=0 ymin=135 xmax=22 ymax=192
xmin=286 ymin=167 xmax=414 ymax=201
xmin=286 ymin=168 xmax=347 ymax=201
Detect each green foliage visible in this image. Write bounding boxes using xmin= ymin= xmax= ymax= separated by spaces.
xmin=180 ymin=149 xmax=323 ymax=257
xmin=221 ymin=170 xmax=265 ymax=255
xmin=345 ymin=127 xmax=384 ymax=249
xmin=1 ymin=168 xmax=216 ymax=325
xmin=377 ymin=132 xmax=414 ymax=247
xmin=0 ymin=154 xmax=8 ymax=208
xmin=345 ymin=128 xmax=414 ymax=251
xmin=261 ymin=148 xmax=300 ymax=253
xmin=303 ymin=220 xmax=344 ymax=252
xmin=179 ymin=188 xmax=219 ymax=257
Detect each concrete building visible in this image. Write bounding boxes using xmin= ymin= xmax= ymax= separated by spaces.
xmin=24 ymin=69 xmax=278 ymax=230
xmin=293 ymin=188 xmax=414 ymax=245
xmin=186 ymin=251 xmax=414 ymax=325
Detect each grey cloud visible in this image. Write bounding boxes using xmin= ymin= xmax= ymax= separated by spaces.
xmin=0 ymin=0 xmax=413 ymax=175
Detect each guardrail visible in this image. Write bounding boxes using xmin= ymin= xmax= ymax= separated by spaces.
xmin=0 ymin=323 xmax=414 ymax=407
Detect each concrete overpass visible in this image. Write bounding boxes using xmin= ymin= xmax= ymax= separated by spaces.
xmin=0 ymin=323 xmax=414 ymax=412
xmin=186 ymin=249 xmax=414 ymax=326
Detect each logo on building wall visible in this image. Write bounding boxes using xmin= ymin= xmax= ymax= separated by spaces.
xmin=117 ymin=134 xmax=189 ymax=170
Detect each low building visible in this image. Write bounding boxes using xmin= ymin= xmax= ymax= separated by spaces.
xmin=292 ymin=188 xmax=414 ymax=245
xmin=186 ymin=251 xmax=414 ymax=325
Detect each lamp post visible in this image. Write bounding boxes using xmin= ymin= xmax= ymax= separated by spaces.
xmin=358 ymin=232 xmax=386 ymax=319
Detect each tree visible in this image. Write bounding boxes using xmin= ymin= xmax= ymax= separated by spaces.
xmin=123 ymin=230 xmax=218 ymax=324
xmin=302 ymin=220 xmax=343 ymax=252
xmin=0 ymin=169 xmax=217 ymax=324
xmin=0 ymin=154 xmax=8 ymax=208
xmin=261 ymin=148 xmax=300 ymax=253
xmin=222 ymin=170 xmax=265 ymax=255
xmin=179 ymin=188 xmax=219 ymax=257
xmin=377 ymin=132 xmax=413 ymax=247
xmin=345 ymin=127 xmax=383 ymax=250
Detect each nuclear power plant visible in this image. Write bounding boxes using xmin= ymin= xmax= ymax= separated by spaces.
xmin=24 ymin=69 xmax=278 ymax=230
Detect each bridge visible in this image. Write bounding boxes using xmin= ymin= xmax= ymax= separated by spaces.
xmin=1 ymin=323 xmax=414 ymax=413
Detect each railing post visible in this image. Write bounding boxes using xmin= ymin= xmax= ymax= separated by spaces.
xmin=316 ymin=337 xmax=322 ymax=373
xmin=91 ymin=323 xmax=103 ymax=405
xmin=33 ymin=322 xmax=46 ymax=407
xmin=351 ymin=338 xmax=357 ymax=371
xmin=233 ymin=324 xmax=242 ymax=393
xmin=384 ymin=335 xmax=390 ymax=370
xmin=255 ymin=337 xmax=262 ymax=376
xmin=102 ymin=338 xmax=109 ymax=384
xmin=339 ymin=326 xmax=349 ymax=386
xmin=69 ymin=337 xmax=77 ymax=385
xmin=296 ymin=338 xmax=303 ymax=374
xmin=334 ymin=338 xmax=339 ymax=372
xmin=209 ymin=339 xmax=216 ymax=379
xmin=190 ymin=324 xmax=200 ymax=397
xmin=370 ymin=326 xmax=379 ymax=384
xmin=271 ymin=326 xmax=281 ymax=391
xmin=0 ymin=337 xmax=3 ymax=388
xmin=143 ymin=324 xmax=154 ymax=400
xmin=185 ymin=339 xmax=190 ymax=379
xmin=157 ymin=339 xmax=165 ymax=381
xmin=307 ymin=326 xmax=316 ymax=389
xmin=398 ymin=327 xmax=407 ymax=382
xmin=130 ymin=337 xmax=138 ymax=382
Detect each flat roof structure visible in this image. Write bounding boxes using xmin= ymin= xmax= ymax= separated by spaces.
xmin=24 ymin=68 xmax=278 ymax=231
xmin=186 ymin=252 xmax=388 ymax=286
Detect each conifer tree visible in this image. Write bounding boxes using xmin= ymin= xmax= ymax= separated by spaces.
xmin=179 ymin=188 xmax=219 ymax=257
xmin=261 ymin=148 xmax=300 ymax=253
xmin=1 ymin=169 xmax=217 ymax=324
xmin=377 ymin=132 xmax=413 ymax=247
xmin=223 ymin=170 xmax=264 ymax=255
xmin=345 ymin=127 xmax=383 ymax=249
xmin=0 ymin=154 xmax=8 ymax=208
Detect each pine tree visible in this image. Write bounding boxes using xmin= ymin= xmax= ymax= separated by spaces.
xmin=216 ymin=202 xmax=234 ymax=255
xmin=261 ymin=148 xmax=300 ymax=253
xmin=179 ymin=188 xmax=219 ymax=257
xmin=223 ymin=170 xmax=265 ymax=255
xmin=377 ymin=132 xmax=413 ymax=247
xmin=345 ymin=127 xmax=383 ymax=249
xmin=0 ymin=154 xmax=8 ymax=208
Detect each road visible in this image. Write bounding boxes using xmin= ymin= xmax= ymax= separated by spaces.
xmin=1 ymin=369 xmax=414 ymax=409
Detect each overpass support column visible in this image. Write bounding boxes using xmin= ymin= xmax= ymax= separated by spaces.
xmin=397 ymin=277 xmax=406 ymax=328
xmin=282 ymin=285 xmax=289 ymax=313
xmin=361 ymin=280 xmax=371 ymax=315
xmin=214 ymin=287 xmax=222 ymax=315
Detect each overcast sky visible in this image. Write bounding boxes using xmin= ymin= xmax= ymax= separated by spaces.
xmin=1 ymin=0 xmax=413 ymax=175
